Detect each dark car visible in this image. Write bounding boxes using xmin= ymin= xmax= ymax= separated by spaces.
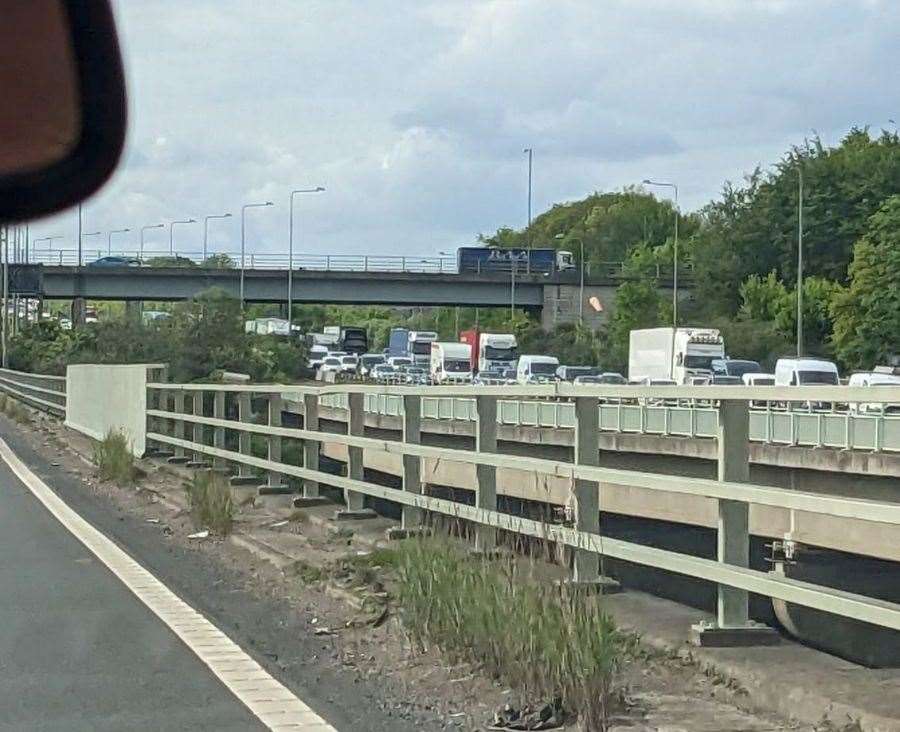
xmin=88 ymin=255 xmax=141 ymax=267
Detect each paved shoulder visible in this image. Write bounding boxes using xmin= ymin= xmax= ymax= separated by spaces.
xmin=0 ymin=439 xmax=330 ymax=731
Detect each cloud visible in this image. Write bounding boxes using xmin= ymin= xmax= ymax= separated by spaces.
xmin=29 ymin=0 xmax=900 ymax=261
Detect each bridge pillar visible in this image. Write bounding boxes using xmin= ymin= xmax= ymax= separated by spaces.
xmin=692 ymin=399 xmax=778 ymax=646
xmin=401 ymin=394 xmax=423 ymax=530
xmin=474 ymin=395 xmax=498 ymax=553
xmin=301 ymin=393 xmax=320 ymax=499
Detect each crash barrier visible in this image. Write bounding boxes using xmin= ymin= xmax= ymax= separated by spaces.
xmin=146 ymin=381 xmax=900 ymax=641
xmin=0 ymin=367 xmax=67 ymax=416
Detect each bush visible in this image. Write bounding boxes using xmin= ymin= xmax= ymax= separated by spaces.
xmin=396 ymin=538 xmax=626 ymax=730
xmin=185 ymin=470 xmax=234 ymax=535
xmin=92 ymin=429 xmax=136 ymax=485
xmin=0 ymin=393 xmax=31 ymax=424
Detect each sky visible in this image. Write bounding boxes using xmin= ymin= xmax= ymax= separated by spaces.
xmin=31 ymin=0 xmax=900 ymax=260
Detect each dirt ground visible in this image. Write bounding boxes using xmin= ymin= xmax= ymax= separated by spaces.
xmin=14 ymin=408 xmax=825 ymax=732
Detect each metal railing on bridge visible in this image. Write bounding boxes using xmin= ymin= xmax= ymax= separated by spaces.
xmin=315 ymin=392 xmax=900 ymax=454
xmin=144 ymin=381 xmax=900 ymax=642
xmin=0 ymin=368 xmax=66 ymax=416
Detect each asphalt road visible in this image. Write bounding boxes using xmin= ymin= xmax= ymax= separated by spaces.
xmin=0 ymin=455 xmax=267 ymax=732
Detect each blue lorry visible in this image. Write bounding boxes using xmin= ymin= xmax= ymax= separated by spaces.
xmin=457 ymin=247 xmax=574 ymax=275
xmin=388 ymin=327 xmax=410 ymax=358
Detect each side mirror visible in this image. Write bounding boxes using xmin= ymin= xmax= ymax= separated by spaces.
xmin=0 ymin=1 xmax=127 ymax=222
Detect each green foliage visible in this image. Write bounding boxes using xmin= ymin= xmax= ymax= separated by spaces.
xmin=92 ymin=429 xmax=136 ymax=486
xmin=201 ymin=253 xmax=236 ymax=269
xmin=396 ymin=538 xmax=626 ymax=729
xmin=185 ymin=470 xmax=234 ymax=535
xmin=145 ymin=255 xmax=198 ymax=268
xmin=831 ymin=196 xmax=900 ymax=369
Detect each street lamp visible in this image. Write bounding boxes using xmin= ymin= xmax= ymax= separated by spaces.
xmin=797 ymin=168 xmax=804 ymax=357
xmin=34 ymin=236 xmax=63 ymax=252
xmin=169 ymin=219 xmax=196 ymax=256
xmin=556 ymin=233 xmax=585 ymax=325
xmin=140 ymin=223 xmax=164 ymax=260
xmin=523 ymin=147 xmax=533 ymax=248
xmin=288 ymin=188 xmax=324 ymax=332
xmin=203 ymin=213 xmax=232 ymax=261
xmin=240 ymin=202 xmax=274 ymax=308
xmin=642 ymin=179 xmax=679 ymax=328
xmin=107 ymin=228 xmax=130 ymax=255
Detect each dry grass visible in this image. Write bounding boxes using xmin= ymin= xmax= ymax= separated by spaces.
xmin=92 ymin=429 xmax=137 ymax=486
xmin=0 ymin=393 xmax=32 ymax=424
xmin=185 ymin=470 xmax=234 ymax=535
xmin=395 ymin=537 xmax=627 ymax=731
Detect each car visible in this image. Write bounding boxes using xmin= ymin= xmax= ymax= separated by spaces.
xmin=87 ymin=255 xmax=141 ymax=267
xmin=371 ymin=364 xmax=398 ymax=383
xmin=318 ymin=356 xmax=343 ymax=377
xmin=848 ymin=372 xmax=900 ymax=413
xmin=474 ymin=368 xmax=512 ymax=385
xmin=573 ymin=372 xmax=626 ymax=386
xmin=403 ymin=366 xmax=429 ymax=385
xmin=359 ymin=353 xmax=386 ymax=378
xmin=339 ymin=354 xmax=359 ymax=374
xmin=710 ymin=375 xmax=743 ymax=385
xmin=307 ymin=345 xmax=328 ymax=370
xmin=387 ymin=356 xmax=413 ymax=369
xmin=556 ymin=365 xmax=596 ymax=382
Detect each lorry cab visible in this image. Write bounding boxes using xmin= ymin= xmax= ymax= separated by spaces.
xmin=430 ymin=342 xmax=473 ymax=384
xmin=556 ymin=250 xmax=575 ymax=271
xmin=408 ymin=331 xmax=438 ymax=367
xmin=516 ymin=355 xmax=560 ymax=385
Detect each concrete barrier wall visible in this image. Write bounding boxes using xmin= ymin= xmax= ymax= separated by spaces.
xmin=65 ymin=364 xmax=165 ymax=456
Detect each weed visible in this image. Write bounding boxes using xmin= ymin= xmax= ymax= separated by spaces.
xmin=396 ymin=538 xmax=625 ymax=731
xmin=0 ymin=394 xmax=32 ymax=424
xmin=92 ymin=430 xmax=136 ymax=486
xmin=286 ymin=559 xmax=324 ymax=584
xmin=288 ymin=509 xmax=309 ymax=523
xmin=185 ymin=470 xmax=234 ymax=535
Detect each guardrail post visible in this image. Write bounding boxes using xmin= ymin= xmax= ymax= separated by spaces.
xmin=231 ymin=392 xmax=255 ymax=484
xmin=265 ymin=394 xmax=285 ymax=489
xmin=571 ymin=397 xmax=602 ymax=584
xmin=213 ymin=391 xmax=226 ymax=471
xmin=335 ymin=391 xmax=376 ymax=519
xmin=400 ymin=394 xmax=423 ymax=532
xmin=167 ymin=391 xmax=190 ymax=464
xmin=187 ymin=391 xmax=208 ymax=468
xmin=692 ymin=399 xmax=777 ymax=646
xmin=301 ymin=393 xmax=320 ymax=499
xmin=474 ymin=395 xmax=498 ymax=553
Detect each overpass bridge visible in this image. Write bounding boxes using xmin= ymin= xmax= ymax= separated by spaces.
xmin=17 ymin=250 xmax=691 ymax=327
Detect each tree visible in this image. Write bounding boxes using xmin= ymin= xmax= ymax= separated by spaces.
xmin=831 ymin=196 xmax=900 ymax=370
xmin=202 ymin=254 xmax=236 ymax=269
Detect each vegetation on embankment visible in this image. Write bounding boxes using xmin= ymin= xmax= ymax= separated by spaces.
xmin=0 ymin=393 xmax=31 ymax=424
xmin=395 ymin=538 xmax=627 ymax=730
xmin=185 ymin=470 xmax=234 ymax=535
xmin=92 ymin=429 xmax=138 ymax=486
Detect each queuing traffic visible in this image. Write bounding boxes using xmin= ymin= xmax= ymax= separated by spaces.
xmin=291 ymin=322 xmax=900 ymax=411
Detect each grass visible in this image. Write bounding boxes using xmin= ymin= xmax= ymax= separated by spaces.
xmin=92 ymin=429 xmax=137 ymax=486
xmin=395 ymin=537 xmax=627 ymax=731
xmin=0 ymin=393 xmax=32 ymax=424
xmin=185 ymin=470 xmax=234 ymax=535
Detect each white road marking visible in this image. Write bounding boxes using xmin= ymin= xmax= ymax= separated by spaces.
xmin=0 ymin=438 xmax=337 ymax=732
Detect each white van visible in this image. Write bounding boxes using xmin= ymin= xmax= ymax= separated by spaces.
xmin=430 ymin=342 xmax=472 ymax=384
xmin=742 ymin=372 xmax=776 ymax=408
xmin=516 ymin=355 xmax=560 ymax=385
xmin=848 ymin=372 xmax=900 ymax=413
xmin=774 ymin=358 xmax=839 ymax=387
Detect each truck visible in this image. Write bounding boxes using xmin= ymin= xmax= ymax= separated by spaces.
xmin=430 ymin=342 xmax=473 ymax=384
xmin=244 ymin=317 xmax=290 ymax=336
xmin=458 ymin=329 xmax=518 ymax=373
xmin=628 ymin=327 xmax=725 ymax=385
xmin=456 ymin=247 xmax=574 ymax=275
xmin=408 ymin=331 xmax=437 ymax=367
xmin=339 ymin=326 xmax=368 ymax=355
xmin=388 ymin=327 xmax=410 ymax=358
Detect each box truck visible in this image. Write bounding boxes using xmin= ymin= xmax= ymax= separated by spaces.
xmin=628 ymin=327 xmax=725 ymax=385
xmin=430 ymin=342 xmax=473 ymax=384
xmin=459 ymin=329 xmax=518 ymax=373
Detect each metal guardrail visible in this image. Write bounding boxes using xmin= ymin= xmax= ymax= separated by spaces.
xmin=145 ymin=381 xmax=900 ymax=639
xmin=0 ymin=368 xmax=66 ymax=416
xmin=316 ymin=393 xmax=899 ymax=454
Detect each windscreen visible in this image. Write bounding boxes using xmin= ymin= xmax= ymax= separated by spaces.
xmin=530 ymin=361 xmax=557 ymax=375
xmin=684 ymin=355 xmax=716 ymax=370
xmin=411 ymin=341 xmax=432 ymax=355
xmin=484 ymin=345 xmax=517 ymax=360
xmin=798 ymin=370 xmax=839 ymax=385
xmin=726 ymin=360 xmax=761 ymax=377
xmin=445 ymin=359 xmax=470 ymax=372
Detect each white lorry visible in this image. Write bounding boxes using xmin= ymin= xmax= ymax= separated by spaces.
xmin=430 ymin=342 xmax=473 ymax=384
xmin=628 ymin=327 xmax=725 ymax=385
xmin=409 ymin=331 xmax=438 ymax=368
xmin=516 ymin=355 xmax=560 ymax=385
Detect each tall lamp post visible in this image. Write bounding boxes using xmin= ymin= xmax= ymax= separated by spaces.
xmin=203 ymin=213 xmax=232 ymax=262
xmin=523 ymin=147 xmax=533 ymax=248
xmin=107 ymin=228 xmax=130 ymax=255
xmin=169 ymin=218 xmax=196 ymax=256
xmin=556 ymin=233 xmax=585 ymax=324
xmin=240 ymin=202 xmax=273 ymax=309
xmin=288 ymin=187 xmax=324 ymax=331
xmin=642 ymin=179 xmax=679 ymax=327
xmin=83 ymin=231 xmax=102 ymax=260
xmin=797 ymin=168 xmax=804 ymax=357
xmin=140 ymin=223 xmax=164 ymax=260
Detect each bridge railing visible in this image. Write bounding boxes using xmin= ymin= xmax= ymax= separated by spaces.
xmin=315 ymin=392 xmax=899 ymax=453
xmin=145 ymin=381 xmax=900 ymax=642
xmin=0 ymin=367 xmax=66 ymax=416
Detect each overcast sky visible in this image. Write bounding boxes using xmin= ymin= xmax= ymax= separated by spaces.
xmin=33 ymin=0 xmax=900 ymax=259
